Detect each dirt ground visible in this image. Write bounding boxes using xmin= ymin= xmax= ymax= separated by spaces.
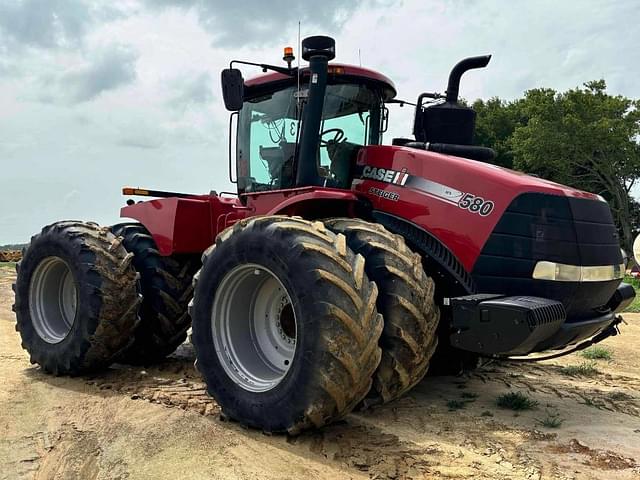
xmin=1 ymin=265 xmax=639 ymax=480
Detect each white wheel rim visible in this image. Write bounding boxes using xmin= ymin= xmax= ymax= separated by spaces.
xmin=28 ymin=257 xmax=78 ymax=343
xmin=211 ymin=264 xmax=297 ymax=393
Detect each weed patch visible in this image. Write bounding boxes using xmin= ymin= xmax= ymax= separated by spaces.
xmin=536 ymin=410 xmax=564 ymax=428
xmin=580 ymin=346 xmax=612 ymax=361
xmin=561 ymin=362 xmax=599 ymax=377
xmin=496 ymin=392 xmax=538 ymax=411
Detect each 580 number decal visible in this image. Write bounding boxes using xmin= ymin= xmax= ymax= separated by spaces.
xmin=458 ymin=193 xmax=494 ymax=216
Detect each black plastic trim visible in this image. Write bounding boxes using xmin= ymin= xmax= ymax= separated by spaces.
xmin=371 ymin=211 xmax=475 ymax=296
xmin=473 ymin=192 xmax=623 ymax=319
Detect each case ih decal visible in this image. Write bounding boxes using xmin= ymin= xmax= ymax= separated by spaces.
xmin=361 ymin=165 xmax=494 ymax=216
xmin=362 ymin=166 xmax=409 ymax=185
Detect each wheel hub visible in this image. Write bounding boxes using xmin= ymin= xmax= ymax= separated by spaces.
xmin=212 ymin=264 xmax=297 ymax=393
xmin=28 ymin=257 xmax=77 ymax=344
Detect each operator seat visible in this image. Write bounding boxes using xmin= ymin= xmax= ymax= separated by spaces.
xmin=326 ymin=141 xmax=361 ymax=188
xmin=259 ymin=142 xmax=297 ymax=188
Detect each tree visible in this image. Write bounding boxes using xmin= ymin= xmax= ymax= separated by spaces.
xmin=473 ymin=97 xmax=522 ymax=168
xmin=510 ymin=80 xmax=640 ymax=250
xmin=474 ymin=81 xmax=640 ymax=251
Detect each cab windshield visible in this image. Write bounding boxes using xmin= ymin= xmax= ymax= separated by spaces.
xmin=237 ymin=82 xmax=383 ymax=192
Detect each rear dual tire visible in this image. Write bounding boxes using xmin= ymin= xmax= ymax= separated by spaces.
xmin=190 ymin=216 xmax=383 ymax=434
xmin=111 ymin=223 xmax=199 ymax=364
xmin=13 ymin=221 xmax=141 ymax=375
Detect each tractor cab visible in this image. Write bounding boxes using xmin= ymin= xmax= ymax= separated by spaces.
xmin=222 ymin=37 xmax=396 ymax=197
xmin=237 ymin=79 xmax=387 ymax=192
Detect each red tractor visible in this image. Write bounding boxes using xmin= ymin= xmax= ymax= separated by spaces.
xmin=13 ymin=36 xmax=635 ymax=434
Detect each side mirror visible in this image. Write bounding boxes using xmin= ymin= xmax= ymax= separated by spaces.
xmin=221 ymin=68 xmax=244 ymax=111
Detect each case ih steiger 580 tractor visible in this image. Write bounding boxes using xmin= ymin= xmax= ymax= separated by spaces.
xmin=13 ymin=36 xmax=636 ymax=434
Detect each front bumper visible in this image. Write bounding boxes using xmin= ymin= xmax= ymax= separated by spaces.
xmin=450 ymin=282 xmax=635 ymax=356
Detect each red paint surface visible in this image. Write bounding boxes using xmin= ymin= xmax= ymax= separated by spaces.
xmin=120 ymin=195 xmax=243 ymax=256
xmin=353 ymin=146 xmax=600 ymax=271
xmin=121 ymin=145 xmax=600 ymax=273
xmin=120 ymin=188 xmax=359 ymax=255
xmin=244 ymin=63 xmax=396 ymax=98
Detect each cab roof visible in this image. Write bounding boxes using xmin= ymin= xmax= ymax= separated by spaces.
xmin=244 ymin=63 xmax=397 ymax=100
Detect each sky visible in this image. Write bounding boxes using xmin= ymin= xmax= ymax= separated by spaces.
xmin=0 ymin=0 xmax=639 ymax=243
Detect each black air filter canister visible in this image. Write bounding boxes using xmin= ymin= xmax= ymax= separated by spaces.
xmin=414 ymin=101 xmax=476 ymax=145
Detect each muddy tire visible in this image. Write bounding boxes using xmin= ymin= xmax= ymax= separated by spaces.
xmin=12 ymin=221 xmax=141 ymax=375
xmin=111 ymin=223 xmax=199 ymax=364
xmin=190 ymin=216 xmax=383 ymax=434
xmin=325 ymin=218 xmax=440 ymax=407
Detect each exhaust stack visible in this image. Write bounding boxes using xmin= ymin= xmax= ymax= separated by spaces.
xmin=445 ymin=55 xmax=491 ymax=103
xmin=413 ymin=54 xmax=491 ymax=146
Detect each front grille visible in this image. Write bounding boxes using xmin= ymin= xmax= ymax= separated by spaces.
xmin=472 ymin=193 xmax=622 ymax=320
xmin=527 ymin=300 xmax=566 ymax=330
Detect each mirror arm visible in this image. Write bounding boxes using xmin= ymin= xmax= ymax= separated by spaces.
xmin=387 ymin=98 xmax=418 ymax=107
xmin=230 ymin=60 xmax=296 ymax=77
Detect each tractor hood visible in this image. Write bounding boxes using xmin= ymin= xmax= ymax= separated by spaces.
xmin=352 ymin=145 xmax=611 ymax=272
xmin=357 ymin=145 xmax=600 ymax=201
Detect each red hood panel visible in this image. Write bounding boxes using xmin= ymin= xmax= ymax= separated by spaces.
xmin=353 ymin=145 xmax=603 ymax=271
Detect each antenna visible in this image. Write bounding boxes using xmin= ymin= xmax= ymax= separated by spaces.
xmin=358 ymin=48 xmax=362 ymax=67
xmin=297 ymin=21 xmax=301 ymax=105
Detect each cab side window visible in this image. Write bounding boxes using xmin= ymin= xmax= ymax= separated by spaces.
xmin=237 ymin=87 xmax=298 ymax=192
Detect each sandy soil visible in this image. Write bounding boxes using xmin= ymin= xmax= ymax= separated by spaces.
xmin=1 ymin=264 xmax=639 ymax=480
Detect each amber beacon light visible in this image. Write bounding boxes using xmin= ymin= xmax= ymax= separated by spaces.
xmin=283 ymin=46 xmax=295 ymax=68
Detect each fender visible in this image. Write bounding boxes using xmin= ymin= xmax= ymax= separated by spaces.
xmin=244 ymin=187 xmax=365 ymax=219
xmin=120 ymin=194 xmax=244 ymax=256
xmin=371 ymin=210 xmax=475 ymax=298
xmin=120 ymin=198 xmax=214 ymax=256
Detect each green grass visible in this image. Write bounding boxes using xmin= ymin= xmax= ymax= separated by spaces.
xmin=536 ymin=410 xmax=564 ymax=429
xmin=624 ymin=295 xmax=640 ymax=313
xmin=623 ymin=275 xmax=640 ymax=312
xmin=579 ymin=346 xmax=613 ymax=360
xmin=496 ymin=392 xmax=538 ymax=411
xmin=624 ymin=274 xmax=640 ymax=288
xmin=0 ymin=261 xmax=16 ymax=269
xmin=560 ymin=361 xmax=599 ymax=377
xmin=480 ymin=410 xmax=494 ymax=417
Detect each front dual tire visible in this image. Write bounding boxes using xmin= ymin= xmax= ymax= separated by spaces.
xmin=190 ymin=217 xmax=383 ymax=434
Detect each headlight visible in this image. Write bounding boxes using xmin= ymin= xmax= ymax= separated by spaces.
xmin=634 ymin=233 xmax=640 ymax=265
xmin=532 ymin=261 xmax=625 ymax=282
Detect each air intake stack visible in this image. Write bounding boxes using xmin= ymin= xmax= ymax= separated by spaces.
xmin=413 ymin=55 xmax=491 ymax=146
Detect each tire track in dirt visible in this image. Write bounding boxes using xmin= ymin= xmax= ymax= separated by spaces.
xmin=77 ymin=352 xmax=638 ymax=479
xmin=288 ymin=423 xmax=437 ymax=479
xmin=470 ymin=362 xmax=640 ymax=417
xmin=83 ymin=359 xmax=445 ymax=479
xmin=81 ymin=357 xmax=545 ymax=479
xmin=546 ymin=439 xmax=638 ymax=471
xmin=84 ymin=358 xmax=221 ymax=417
xmin=1 ymin=423 xmax=112 ymax=480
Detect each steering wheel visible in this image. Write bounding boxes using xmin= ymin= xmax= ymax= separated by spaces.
xmin=320 ymin=128 xmax=346 ymax=146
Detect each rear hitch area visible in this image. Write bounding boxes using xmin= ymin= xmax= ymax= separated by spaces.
xmin=448 ymin=282 xmax=635 ymax=358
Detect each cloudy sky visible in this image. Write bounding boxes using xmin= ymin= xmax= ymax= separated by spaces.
xmin=0 ymin=0 xmax=638 ymax=243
